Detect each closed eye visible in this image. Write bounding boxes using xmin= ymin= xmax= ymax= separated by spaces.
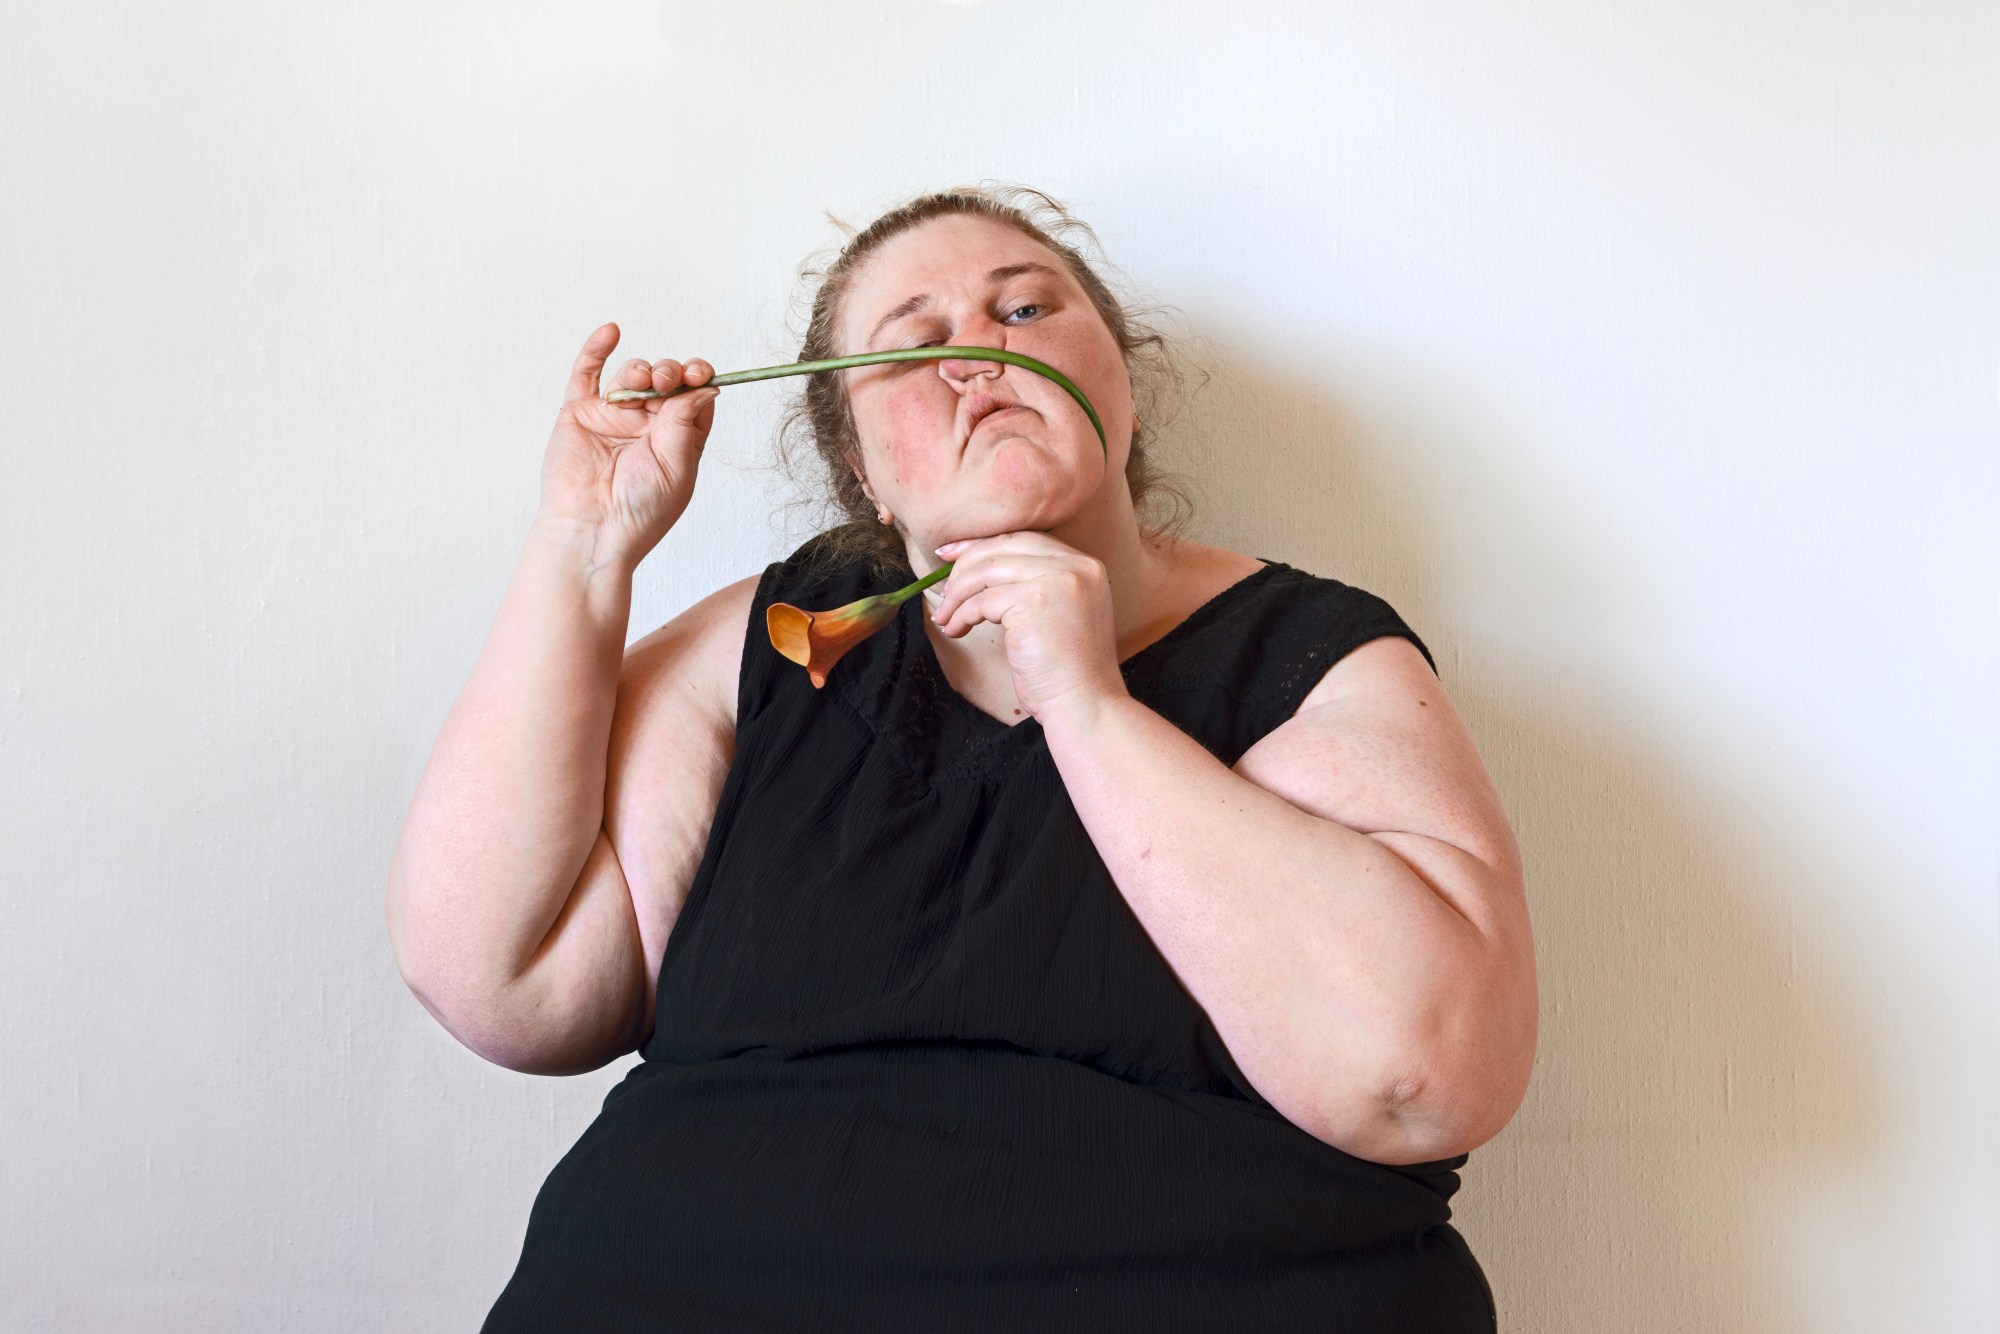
xmin=896 ymin=303 xmax=1044 ymax=351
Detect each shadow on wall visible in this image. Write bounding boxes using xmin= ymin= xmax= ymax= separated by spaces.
xmin=1180 ymin=354 xmax=1881 ymax=1332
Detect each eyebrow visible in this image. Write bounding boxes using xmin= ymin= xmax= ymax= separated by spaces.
xmin=866 ymin=262 xmax=1062 ymax=345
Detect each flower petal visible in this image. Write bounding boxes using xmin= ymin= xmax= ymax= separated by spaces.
xmin=766 ymin=603 xmax=815 ymax=667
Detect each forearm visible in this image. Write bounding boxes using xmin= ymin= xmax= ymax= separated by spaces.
xmin=387 ymin=518 xmax=636 ymax=1002
xmin=1039 ymin=691 xmax=1502 ymax=1160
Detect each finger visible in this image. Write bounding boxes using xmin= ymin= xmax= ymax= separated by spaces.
xmin=565 ymin=323 xmax=621 ymax=404
xmin=649 ymin=358 xmax=685 ymax=397
xmin=937 ymin=584 xmax=1020 ymax=640
xmin=935 ymin=555 xmax=1059 ymax=629
xmin=934 ymin=554 xmax=1002 ymax=625
xmin=660 ymin=385 xmax=719 ymax=433
xmin=682 ymin=358 xmax=714 ymax=387
xmin=616 ymin=357 xmax=657 ymax=392
xmin=935 ymin=530 xmax=1065 ymax=563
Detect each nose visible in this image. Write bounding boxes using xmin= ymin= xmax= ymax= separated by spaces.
xmin=937 ymin=323 xmax=1006 ymax=386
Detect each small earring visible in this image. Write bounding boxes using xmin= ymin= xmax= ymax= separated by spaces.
xmin=877 ymin=510 xmax=894 ymax=525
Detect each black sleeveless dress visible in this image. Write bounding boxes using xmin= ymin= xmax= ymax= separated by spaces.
xmin=483 ymin=535 xmax=1497 ymax=1332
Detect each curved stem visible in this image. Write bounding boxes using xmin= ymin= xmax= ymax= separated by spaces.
xmin=604 ymin=346 xmax=1107 ymax=456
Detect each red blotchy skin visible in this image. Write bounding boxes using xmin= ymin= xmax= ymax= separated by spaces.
xmin=880 ymin=383 xmax=957 ymax=500
xmin=836 ymin=214 xmax=1136 ymax=557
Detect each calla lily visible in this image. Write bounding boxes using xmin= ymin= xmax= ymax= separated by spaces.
xmin=607 ymin=345 xmax=1105 ymax=687
xmin=765 ymin=563 xmax=952 ymax=689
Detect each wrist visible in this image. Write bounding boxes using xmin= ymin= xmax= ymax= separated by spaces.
xmin=521 ymin=516 xmax=643 ymax=637
xmin=1033 ymin=679 xmax=1135 ymax=743
xmin=528 ymin=511 xmax=646 ymax=583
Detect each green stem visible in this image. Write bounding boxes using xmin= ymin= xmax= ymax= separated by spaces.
xmin=880 ymin=561 xmax=952 ymax=606
xmin=613 ymin=346 xmax=1101 ymax=612
xmin=604 ymin=345 xmax=1107 ymax=456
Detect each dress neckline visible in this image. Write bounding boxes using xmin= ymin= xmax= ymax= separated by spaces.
xmin=907 ymin=558 xmax=1283 ymax=737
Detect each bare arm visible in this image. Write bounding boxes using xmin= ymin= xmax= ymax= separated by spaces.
xmin=1040 ymin=637 xmax=1536 ymax=1165
xmin=601 ymin=576 xmax=758 ymax=1043
xmin=386 ymin=521 xmax=635 ymax=1071
xmin=928 ymin=531 xmax=1535 ymax=1163
xmin=384 ymin=325 xmax=731 ymax=1074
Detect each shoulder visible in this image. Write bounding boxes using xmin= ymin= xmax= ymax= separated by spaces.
xmin=1234 ymin=625 xmax=1518 ymax=883
xmin=615 ymin=526 xmax=895 ymax=727
xmin=620 ymin=573 xmax=761 ymax=737
xmin=1207 ymin=546 xmax=1448 ymax=807
xmin=1151 ymin=541 xmax=1435 ymax=707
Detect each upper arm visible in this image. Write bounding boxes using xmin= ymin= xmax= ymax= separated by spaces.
xmin=1232 ymin=635 xmax=1536 ymax=1149
xmin=496 ymin=573 xmax=757 ymax=1074
xmin=603 ymin=573 xmax=759 ymax=1037
xmin=1233 ymin=635 xmax=1525 ymax=936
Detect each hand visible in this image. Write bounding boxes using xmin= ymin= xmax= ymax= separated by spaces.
xmin=930 ymin=531 xmax=1130 ymax=721
xmin=535 ymin=322 xmax=719 ymax=570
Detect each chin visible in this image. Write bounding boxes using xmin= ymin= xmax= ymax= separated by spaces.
xmin=967 ymin=453 xmax=1094 ymax=526
xmin=948 ymin=490 xmax=1079 ymax=540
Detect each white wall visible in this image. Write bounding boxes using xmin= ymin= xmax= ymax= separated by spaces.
xmin=4 ymin=1 xmax=1994 ymax=1328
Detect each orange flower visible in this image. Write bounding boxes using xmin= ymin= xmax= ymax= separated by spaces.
xmin=766 ymin=596 xmax=900 ymax=689
xmin=766 ymin=562 xmax=953 ymax=689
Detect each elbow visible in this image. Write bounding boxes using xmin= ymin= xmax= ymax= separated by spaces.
xmin=385 ymin=883 xmax=465 ymax=1024
xmin=385 ymin=903 xmax=642 ymax=1078
xmin=384 ymin=879 xmax=524 ymax=1070
xmin=384 ymin=863 xmax=526 ymax=1045
xmin=1361 ymin=896 xmax=1540 ymax=1164
xmin=1370 ymin=1000 xmax=1539 ymax=1163
xmin=1278 ymin=1058 xmax=1531 ymax=1167
xmin=1290 ymin=1001 xmax=1538 ymax=1166
xmin=392 ymin=966 xmax=600 ymax=1077
xmin=1366 ymin=1064 xmax=1529 ymax=1164
xmin=384 ymin=850 xmax=459 ymax=1004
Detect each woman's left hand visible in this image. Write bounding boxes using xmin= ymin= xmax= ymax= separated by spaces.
xmin=930 ymin=532 xmax=1130 ymax=721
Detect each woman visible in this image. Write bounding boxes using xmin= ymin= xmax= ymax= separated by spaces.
xmin=387 ymin=186 xmax=1536 ymax=1330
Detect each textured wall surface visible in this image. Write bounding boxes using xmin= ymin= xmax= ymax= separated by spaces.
xmin=3 ymin=1 xmax=1995 ymax=1328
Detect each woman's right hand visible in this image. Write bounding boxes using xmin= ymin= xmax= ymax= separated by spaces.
xmin=536 ymin=322 xmax=720 ymax=570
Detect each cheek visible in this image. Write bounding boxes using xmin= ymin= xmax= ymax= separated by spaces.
xmin=877 ymin=384 xmax=953 ymax=496
xmin=1026 ymin=324 xmax=1130 ymax=423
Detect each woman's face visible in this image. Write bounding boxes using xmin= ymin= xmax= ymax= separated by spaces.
xmin=836 ymin=214 xmax=1137 ymax=553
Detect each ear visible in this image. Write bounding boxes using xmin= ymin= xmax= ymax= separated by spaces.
xmin=845 ymin=450 xmax=878 ymax=505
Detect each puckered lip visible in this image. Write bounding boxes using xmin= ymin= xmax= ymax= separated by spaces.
xmin=961 ymin=392 xmax=1032 ymax=441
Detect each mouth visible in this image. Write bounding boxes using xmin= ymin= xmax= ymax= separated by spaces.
xmin=965 ymin=397 xmax=1030 ymax=438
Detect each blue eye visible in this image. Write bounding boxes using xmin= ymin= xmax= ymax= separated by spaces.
xmin=1005 ymin=304 xmax=1043 ymax=322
